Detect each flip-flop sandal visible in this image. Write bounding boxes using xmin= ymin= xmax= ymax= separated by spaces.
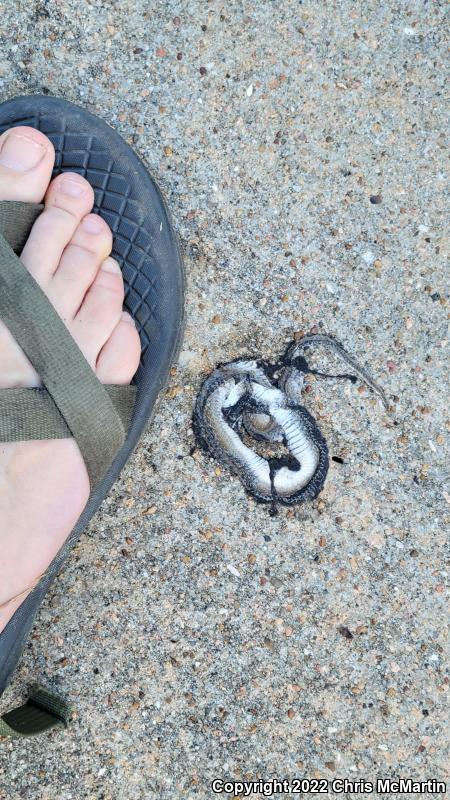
xmin=0 ymin=95 xmax=185 ymax=736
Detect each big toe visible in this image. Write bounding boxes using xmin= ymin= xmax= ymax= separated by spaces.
xmin=0 ymin=126 xmax=55 ymax=203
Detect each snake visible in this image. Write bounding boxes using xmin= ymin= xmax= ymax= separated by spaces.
xmin=193 ymin=334 xmax=388 ymax=508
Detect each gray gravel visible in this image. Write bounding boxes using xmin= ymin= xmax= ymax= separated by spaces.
xmin=0 ymin=1 xmax=448 ymax=798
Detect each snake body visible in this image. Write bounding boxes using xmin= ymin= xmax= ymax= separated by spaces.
xmin=194 ymin=360 xmax=328 ymax=506
xmin=193 ymin=334 xmax=387 ymax=508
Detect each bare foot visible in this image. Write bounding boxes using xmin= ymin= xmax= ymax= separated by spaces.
xmin=0 ymin=126 xmax=141 ymax=631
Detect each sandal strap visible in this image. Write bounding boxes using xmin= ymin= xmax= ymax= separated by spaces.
xmin=0 ymin=685 xmax=72 ymax=737
xmin=0 ymin=200 xmax=44 ymax=252
xmin=0 ymin=384 xmax=136 ymax=440
xmin=0 ymin=201 xmax=136 ymax=488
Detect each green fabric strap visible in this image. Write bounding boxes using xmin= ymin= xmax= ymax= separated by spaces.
xmin=0 ymin=201 xmax=135 ymax=488
xmin=0 ymin=200 xmax=44 ymax=252
xmin=0 ymin=685 xmax=72 ymax=738
xmin=0 ymin=384 xmax=137 ymax=440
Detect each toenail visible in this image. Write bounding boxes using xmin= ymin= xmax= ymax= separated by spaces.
xmin=60 ymin=174 xmax=88 ymax=197
xmin=102 ymin=257 xmax=121 ymax=274
xmin=121 ymin=311 xmax=136 ymax=325
xmin=0 ymin=130 xmax=47 ymax=172
xmin=82 ymin=215 xmax=104 ymax=234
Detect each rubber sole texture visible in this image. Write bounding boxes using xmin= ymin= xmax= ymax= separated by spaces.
xmin=0 ymin=95 xmax=185 ymax=697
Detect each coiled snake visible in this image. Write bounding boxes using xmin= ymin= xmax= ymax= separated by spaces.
xmin=193 ymin=334 xmax=388 ymax=508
